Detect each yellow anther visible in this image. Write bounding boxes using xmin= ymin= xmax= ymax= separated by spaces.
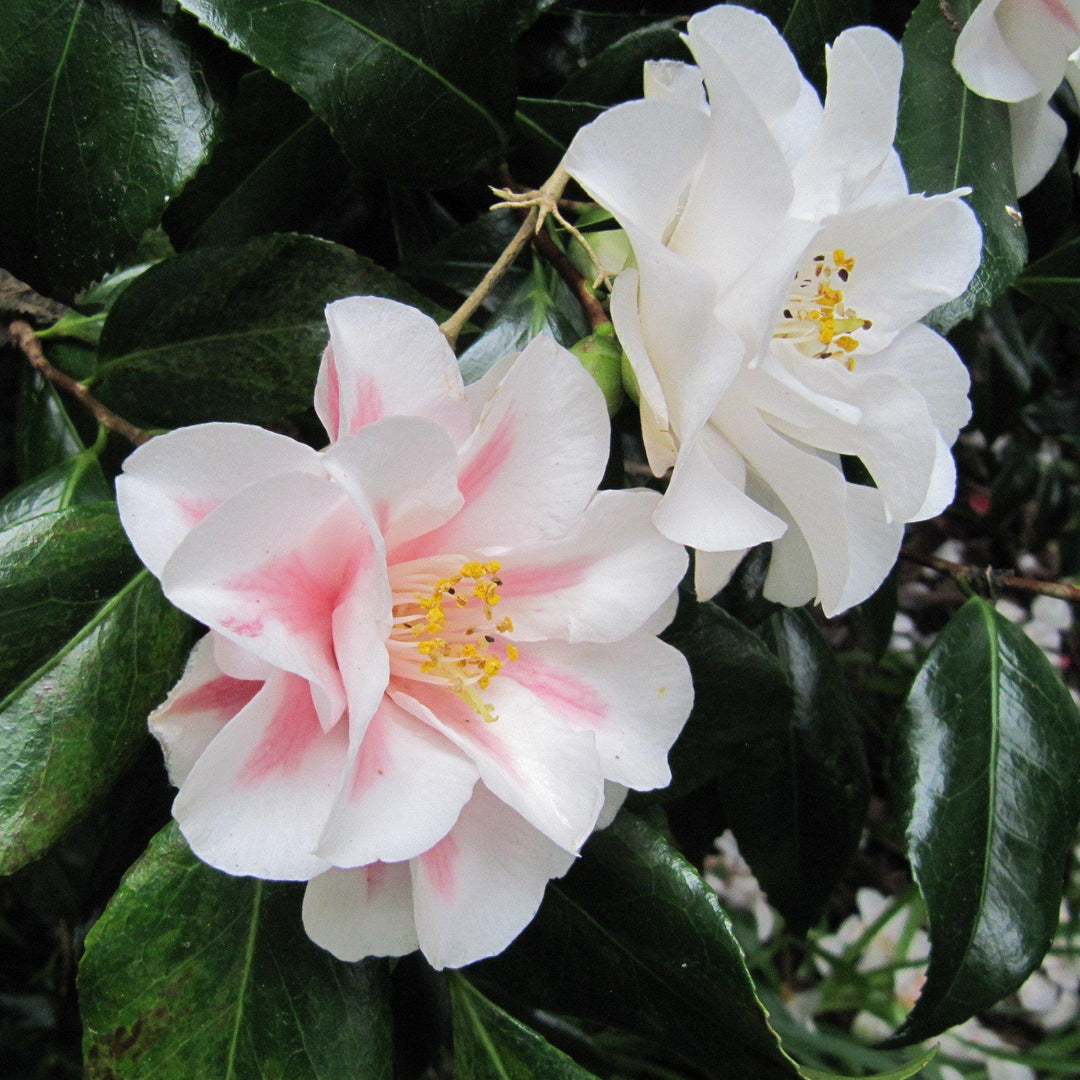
xmin=833 ymin=249 xmax=855 ymax=273
xmin=835 ymin=335 xmax=859 ymax=353
xmin=484 ymin=561 xmax=501 ymax=574
xmin=461 ymin=561 xmax=485 ymax=579
xmin=420 ymin=660 xmax=437 ymax=674
xmin=496 ymin=617 xmax=514 ymax=633
xmin=506 ymin=644 xmax=520 ymax=661
xmin=462 ymin=643 xmax=479 ymax=658
xmin=478 ymin=675 xmax=491 ymax=690
xmin=484 ymin=656 xmax=502 ymax=677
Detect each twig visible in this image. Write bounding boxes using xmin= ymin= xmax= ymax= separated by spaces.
xmin=438 ymin=165 xmax=573 ymax=349
xmin=7 ymin=320 xmax=151 ymax=446
xmin=900 ymin=548 xmax=1080 ymax=604
xmin=530 ymin=228 xmax=610 ymax=330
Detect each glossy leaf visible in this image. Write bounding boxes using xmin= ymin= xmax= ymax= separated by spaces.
xmin=176 ymin=0 xmax=515 ymax=188
xmin=0 ymin=454 xmax=110 ymax=531
xmin=659 ymin=595 xmax=794 ymax=801
xmin=477 ymin=812 xmax=801 ymax=1080
xmin=451 ymin=976 xmax=600 ymax=1080
xmin=0 ymin=0 xmax=223 ymax=300
xmin=80 ymin=822 xmax=392 ymax=1079
xmin=514 ymin=98 xmax=604 ymax=177
xmin=890 ymin=598 xmax=1080 ymax=1043
xmin=16 ymin=370 xmax=96 ymax=481
xmin=0 ymin=506 xmax=191 ymax=874
xmin=96 ymin=234 xmax=442 ymax=428
xmin=733 ymin=609 xmax=869 ymax=935
xmin=1014 ymin=236 xmax=1080 ymax=330
xmin=165 ymin=71 xmax=349 ymax=251
xmin=896 ymin=0 xmax=1026 ymax=330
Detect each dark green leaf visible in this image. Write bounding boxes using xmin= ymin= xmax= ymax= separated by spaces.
xmin=855 ymin=565 xmax=900 ymax=663
xmin=477 ymin=812 xmax=801 ymax=1080
xmin=0 ymin=508 xmax=191 ymax=874
xmin=890 ymin=597 xmax=1080 ymax=1043
xmin=16 ymin=365 xmax=98 ymax=481
xmin=735 ymin=611 xmax=869 ymax=935
xmin=514 ymin=99 xmax=604 ymax=177
xmin=658 ymin=596 xmax=794 ymax=800
xmin=165 ymin=71 xmax=349 ymax=251
xmin=96 ymin=234 xmax=443 ymax=429
xmin=507 ymin=0 xmax=561 ymax=41
xmin=1014 ymin=235 xmax=1080 ymax=330
xmin=451 ymin=975 xmax=600 ymax=1080
xmin=0 ymin=0 xmax=224 ymax=300
xmin=800 ymin=1046 xmax=938 ymax=1080
xmin=80 ymin=822 xmax=392 ymax=1079
xmin=896 ymin=0 xmax=1026 ymax=330
xmin=557 ymin=22 xmax=687 ymax=106
xmin=0 ymin=454 xmax=110 ymax=531
xmin=459 ymin=259 xmax=588 ymax=384
xmin=176 ymin=0 xmax=515 ymax=188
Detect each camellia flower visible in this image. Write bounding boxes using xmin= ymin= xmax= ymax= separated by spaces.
xmin=564 ymin=5 xmax=981 ymax=615
xmin=953 ymin=0 xmax=1080 ymax=195
xmin=116 ymin=296 xmax=693 ymax=969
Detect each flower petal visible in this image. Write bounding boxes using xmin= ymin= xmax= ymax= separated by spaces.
xmin=694 ymin=547 xmax=750 ymax=600
xmin=1010 ymin=92 xmax=1067 ymax=196
xmin=643 ymin=59 xmax=707 ymax=110
xmin=116 ymin=423 xmax=320 ymax=578
xmin=410 ymin=785 xmax=576 ymax=969
xmin=316 ymin=297 xmax=470 ymax=445
xmin=954 ymin=0 xmax=1042 ymax=101
xmin=149 ymin=634 xmax=264 ymax=786
xmin=302 ymin=862 xmax=419 ymax=961
xmin=162 ymin=472 xmax=381 ymax=727
xmin=504 ymin=633 xmax=693 ymax=790
xmin=315 ymin=695 xmax=478 ymax=867
xmin=390 ymin=680 xmax=604 ymax=853
xmin=495 ymin=489 xmax=688 ymax=644
xmin=392 ymin=335 xmax=609 ymax=561
xmin=173 ymin=671 xmax=347 ymax=880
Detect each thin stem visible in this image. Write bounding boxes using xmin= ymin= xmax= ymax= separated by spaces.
xmin=7 ymin=320 xmax=151 ymax=446
xmin=901 ymin=548 xmax=1080 ymax=604
xmin=439 ymin=165 xmax=572 ymax=349
xmin=531 ymin=227 xmax=610 ymax=330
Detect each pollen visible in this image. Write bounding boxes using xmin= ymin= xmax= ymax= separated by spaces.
xmin=392 ymin=558 xmax=520 ymax=724
xmin=774 ymin=249 xmax=869 ymax=369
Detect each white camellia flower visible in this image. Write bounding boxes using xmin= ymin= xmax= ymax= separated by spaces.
xmin=564 ymin=5 xmax=982 ymax=615
xmin=953 ymin=0 xmax=1080 ymax=195
xmin=116 ymin=296 xmax=693 ymax=970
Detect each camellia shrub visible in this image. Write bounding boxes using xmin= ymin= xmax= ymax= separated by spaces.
xmin=2 ymin=1 xmax=1080 ymax=1078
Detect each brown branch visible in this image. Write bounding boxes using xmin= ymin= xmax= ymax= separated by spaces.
xmin=7 ymin=320 xmax=151 ymax=446
xmin=900 ymin=548 xmax=1080 ymax=604
xmin=530 ymin=228 xmax=610 ymax=331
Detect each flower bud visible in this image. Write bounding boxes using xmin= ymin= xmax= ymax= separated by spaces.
xmin=570 ymin=323 xmax=625 ymax=416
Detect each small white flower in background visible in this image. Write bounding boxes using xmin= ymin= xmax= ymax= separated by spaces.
xmin=953 ymin=0 xmax=1080 ymax=195
xmin=116 ymin=296 xmax=693 ymax=970
xmin=564 ymin=5 xmax=982 ymax=616
xmin=703 ymin=829 xmax=777 ymax=941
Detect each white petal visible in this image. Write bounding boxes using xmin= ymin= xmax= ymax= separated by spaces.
xmin=391 ymin=336 xmax=609 ymax=561
xmin=149 ymin=634 xmax=264 ymax=786
xmin=495 ymin=489 xmax=688 ymax=644
xmin=316 ymin=297 xmax=470 ymax=445
xmin=302 ymin=862 xmax=419 ymax=961
xmin=954 ymin=0 xmax=1043 ymax=101
xmin=173 ymin=671 xmax=347 ymax=880
xmin=643 ymin=59 xmax=707 ymax=111
xmin=833 ymin=485 xmax=906 ymax=613
xmin=162 ymin=472 xmax=383 ymax=728
xmin=791 ymin=28 xmax=904 ymax=218
xmin=694 ymin=547 xmax=750 ymax=600
xmin=315 ymin=695 xmax=478 ymax=866
xmin=504 ymin=634 xmax=693 ymax=790
xmin=410 ymin=786 xmax=576 ymax=969
xmin=911 ymin=433 xmax=958 ymax=522
xmin=654 ymin=425 xmax=786 ymax=550
xmin=116 ymin=424 xmax=320 ymax=578
xmin=596 ymin=781 xmax=629 ymax=830
xmin=1010 ymin=93 xmax=1066 ymax=196
xmin=564 ymin=98 xmax=710 ymax=241
xmin=391 ymin=680 xmax=604 ymax=853
xmin=997 ymin=0 xmax=1080 ymax=93
xmin=640 ymin=586 xmax=680 ymax=636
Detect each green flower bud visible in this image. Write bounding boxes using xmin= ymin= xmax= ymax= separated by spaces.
xmin=570 ymin=323 xmax=625 ymax=417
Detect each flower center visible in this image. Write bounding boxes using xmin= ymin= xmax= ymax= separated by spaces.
xmin=773 ymin=249 xmax=871 ymax=370
xmin=389 ymin=559 xmax=518 ymax=723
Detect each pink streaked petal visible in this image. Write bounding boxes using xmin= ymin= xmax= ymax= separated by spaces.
xmin=149 ymin=634 xmax=264 ymax=787
xmin=506 ymin=635 xmax=692 ymax=790
xmin=495 ymin=489 xmax=688 ymax=644
xmin=410 ymin=785 xmax=576 ymax=969
xmin=390 ymin=678 xmax=604 ymax=853
xmin=315 ymin=695 xmax=477 ymax=866
xmin=173 ymin=671 xmax=348 ymax=880
xmin=318 ymin=297 xmax=470 ymax=445
xmin=162 ymin=472 xmax=380 ymax=727
xmin=116 ymin=423 xmax=321 ymax=578
xmin=302 ymin=862 xmax=419 ymax=961
xmin=322 ymin=417 xmax=463 ymax=550
xmin=391 ymin=336 xmax=609 ymax=563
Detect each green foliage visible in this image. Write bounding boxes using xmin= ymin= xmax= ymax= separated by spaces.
xmin=891 ymin=598 xmax=1080 ymax=1043
xmin=80 ymin=822 xmax=392 ymax=1079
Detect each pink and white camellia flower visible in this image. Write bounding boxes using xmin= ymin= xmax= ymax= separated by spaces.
xmin=954 ymin=0 xmax=1080 ymax=196
xmin=116 ymin=296 xmax=692 ymax=969
xmin=563 ymin=5 xmax=982 ymax=615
